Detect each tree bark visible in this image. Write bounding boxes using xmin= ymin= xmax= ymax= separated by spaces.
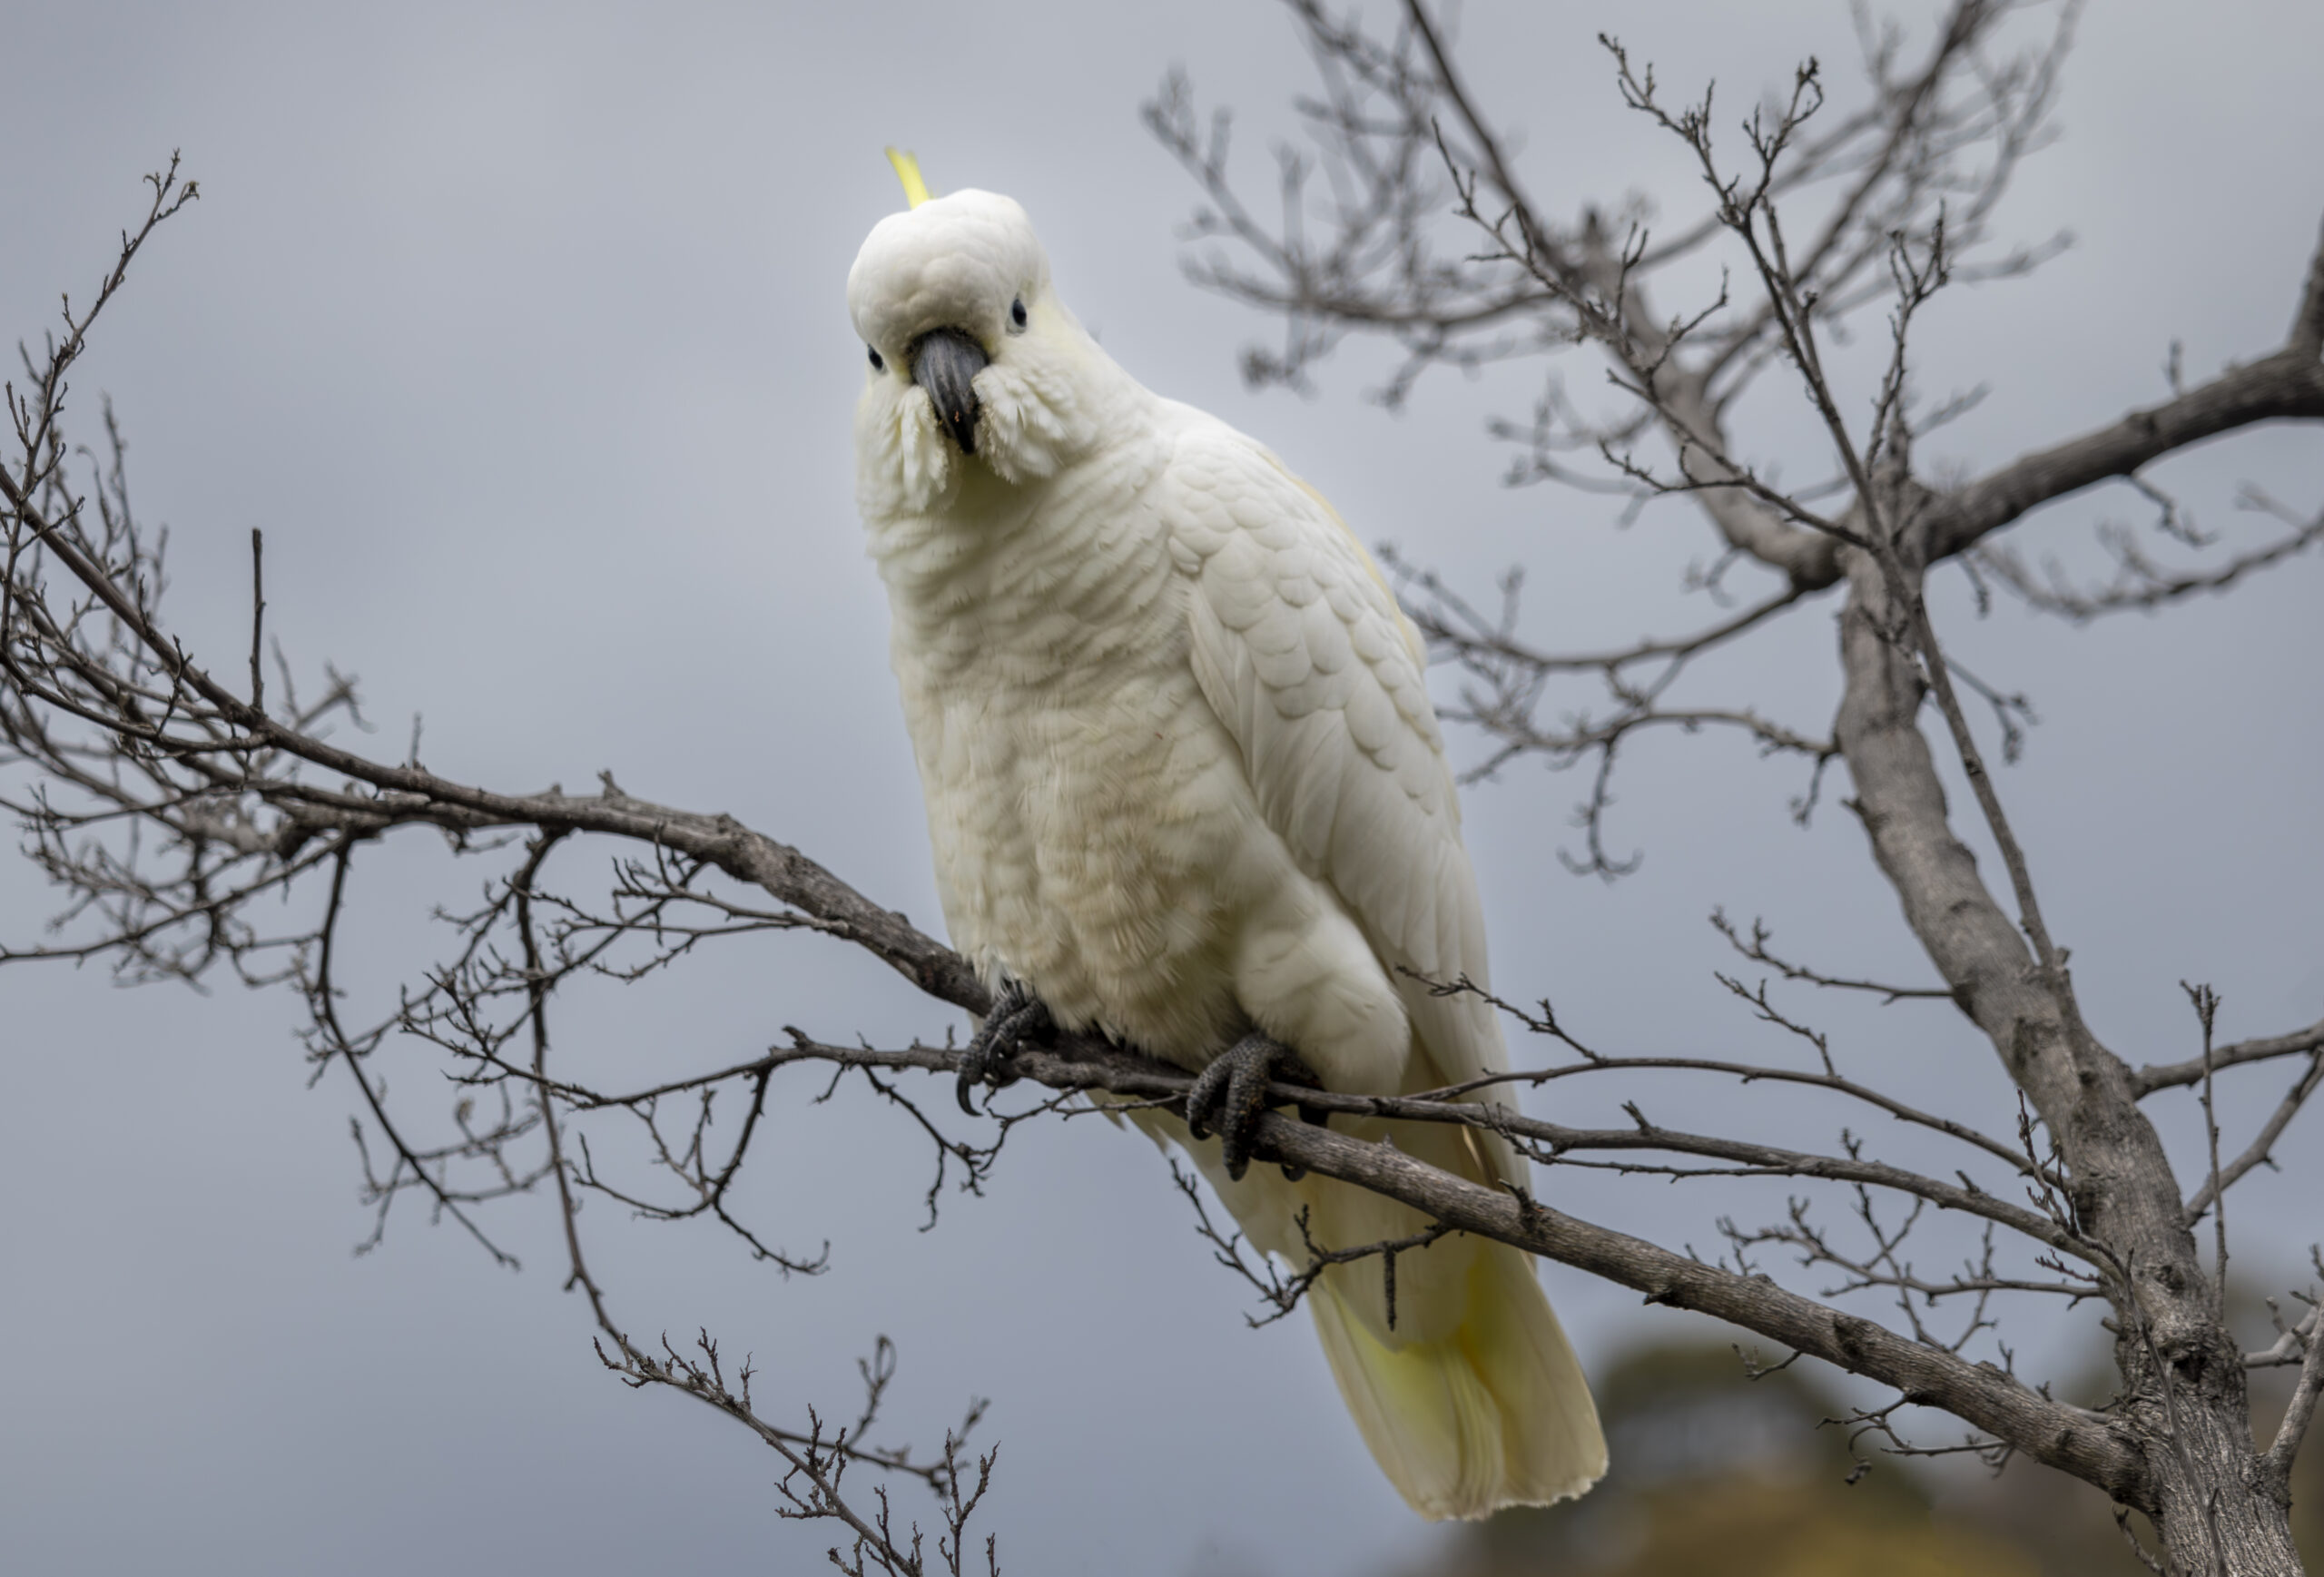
xmin=1831 ymin=548 xmax=2305 ymax=1573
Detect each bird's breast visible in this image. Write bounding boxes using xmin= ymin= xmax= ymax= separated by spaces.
xmin=872 ymin=458 xmax=1261 ymax=1063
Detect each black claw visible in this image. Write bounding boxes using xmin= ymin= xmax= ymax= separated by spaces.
xmin=1185 ymin=1031 xmax=1322 ymax=1181
xmin=957 ymin=981 xmax=1052 ymax=1115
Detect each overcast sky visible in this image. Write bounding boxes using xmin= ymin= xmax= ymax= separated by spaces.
xmin=4 ymin=3 xmax=2320 ymax=1573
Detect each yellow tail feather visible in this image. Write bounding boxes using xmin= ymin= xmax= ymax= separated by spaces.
xmin=1127 ymin=1093 xmax=1606 ymax=1519
xmin=1309 ymin=1236 xmax=1606 ymax=1520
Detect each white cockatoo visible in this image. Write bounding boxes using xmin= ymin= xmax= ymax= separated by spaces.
xmin=846 ymin=153 xmax=1605 ymax=1521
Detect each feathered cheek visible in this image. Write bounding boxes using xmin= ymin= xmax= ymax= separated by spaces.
xmin=891 ymin=387 xmax=959 ymax=512
xmin=976 ymin=369 xmax=1067 ymax=487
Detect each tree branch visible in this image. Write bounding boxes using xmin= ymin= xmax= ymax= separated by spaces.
xmin=2181 ymin=1051 xmax=2324 ymax=1226
xmin=1908 ymin=340 xmax=2324 ymax=572
xmin=2135 ymin=1014 xmax=2324 ymax=1096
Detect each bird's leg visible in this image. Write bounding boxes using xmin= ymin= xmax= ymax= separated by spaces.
xmin=1185 ymin=1031 xmax=1325 ymax=1182
xmin=956 ymin=979 xmax=1054 ymax=1115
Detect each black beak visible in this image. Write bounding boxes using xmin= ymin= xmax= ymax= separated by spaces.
xmin=911 ymin=328 xmax=989 ymax=455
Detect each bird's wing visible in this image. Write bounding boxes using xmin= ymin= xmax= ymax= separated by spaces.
xmin=1161 ymin=417 xmax=1510 ymax=1098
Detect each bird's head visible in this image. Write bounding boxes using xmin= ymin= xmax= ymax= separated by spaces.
xmin=848 ymin=154 xmax=1118 ymax=509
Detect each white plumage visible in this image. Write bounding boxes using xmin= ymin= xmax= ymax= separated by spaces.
xmin=848 ymin=184 xmax=1606 ymax=1520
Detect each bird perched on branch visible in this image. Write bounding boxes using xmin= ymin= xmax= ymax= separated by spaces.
xmin=846 ymin=151 xmax=1605 ymax=1521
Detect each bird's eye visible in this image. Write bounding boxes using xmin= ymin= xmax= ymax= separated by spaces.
xmin=1009 ymin=297 xmax=1028 ymax=330
xmin=867 ymin=345 xmax=884 ymax=371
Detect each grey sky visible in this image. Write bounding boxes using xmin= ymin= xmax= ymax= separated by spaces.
xmin=3 ymin=2 xmax=2319 ymax=1573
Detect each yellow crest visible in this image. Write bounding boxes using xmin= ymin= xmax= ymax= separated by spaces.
xmin=885 ymin=148 xmax=933 ymax=210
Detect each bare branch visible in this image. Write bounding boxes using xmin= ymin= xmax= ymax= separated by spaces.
xmin=2258 ymin=1250 xmax=2324 ymax=1503
xmin=2290 ymin=212 xmax=2324 ymax=352
xmin=1972 ymin=488 xmax=2324 ymax=625
xmin=2181 ymin=1050 xmax=2324 ymax=1226
xmin=1710 ymin=908 xmax=1955 ymax=1004
xmin=1910 ymin=350 xmax=2324 ymax=570
xmin=1233 ymin=1096 xmax=2147 ymax=1502
xmin=2134 ymin=1012 xmax=2324 ymax=1097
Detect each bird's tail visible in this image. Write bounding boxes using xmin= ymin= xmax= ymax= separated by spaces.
xmin=1138 ymin=1091 xmax=1605 ymax=1520
xmin=1305 ymin=1215 xmax=1604 ymax=1520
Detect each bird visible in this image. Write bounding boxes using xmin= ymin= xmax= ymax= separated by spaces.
xmin=846 ymin=151 xmax=1606 ymax=1521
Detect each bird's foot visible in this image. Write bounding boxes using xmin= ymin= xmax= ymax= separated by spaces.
xmin=957 ymin=980 xmax=1054 ymax=1115
xmin=1186 ymin=1031 xmax=1325 ymax=1182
